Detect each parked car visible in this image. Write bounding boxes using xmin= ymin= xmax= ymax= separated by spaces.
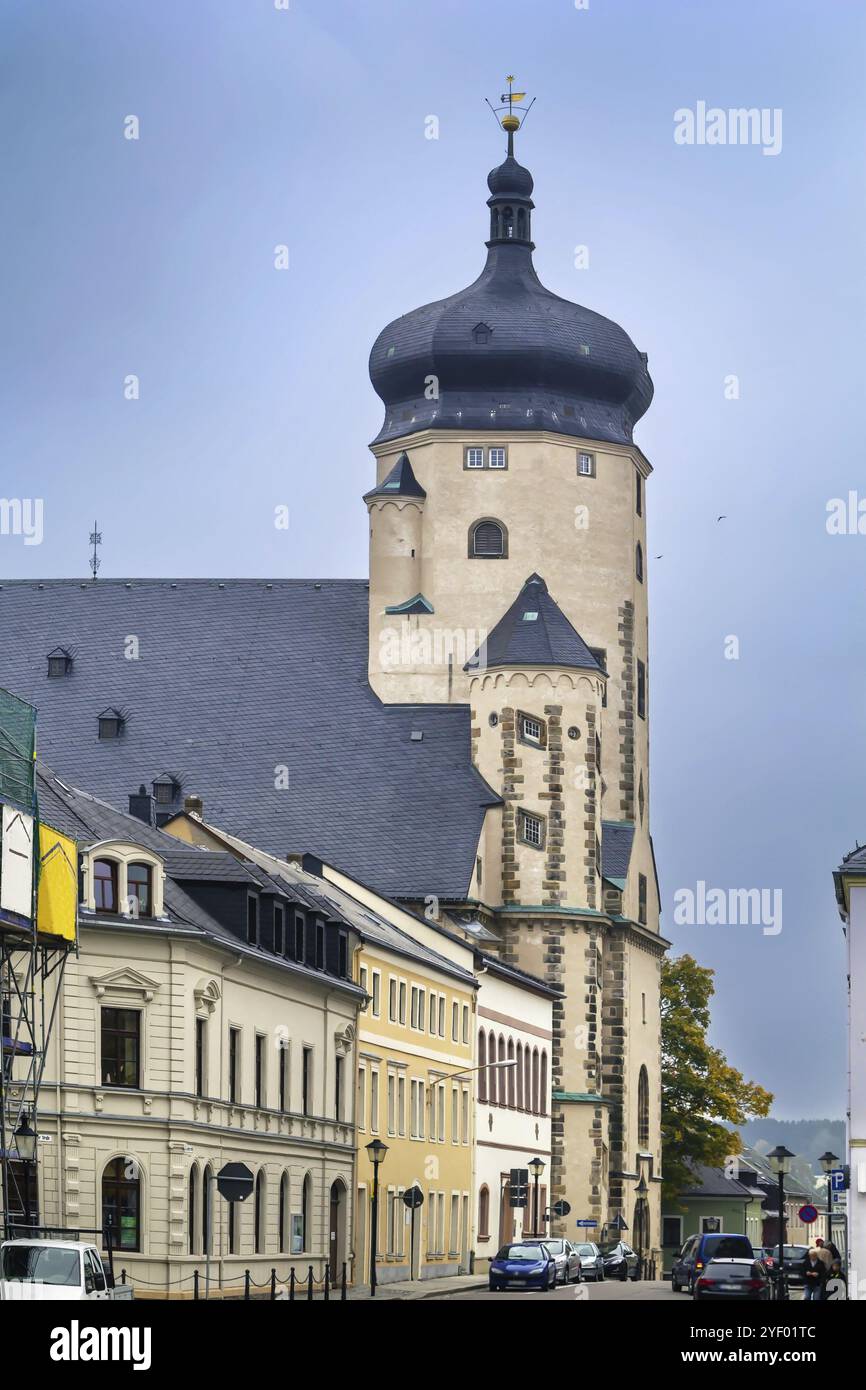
xmin=489 ymin=1242 xmax=558 ymax=1292
xmin=541 ymin=1238 xmax=582 ymax=1285
xmin=574 ymin=1242 xmax=605 ymax=1281
xmin=780 ymin=1245 xmax=811 ymax=1288
xmin=671 ymin=1232 xmax=754 ymax=1294
xmin=0 ymin=1239 xmax=133 ymax=1302
xmin=693 ymin=1257 xmax=770 ymax=1301
xmin=753 ymin=1246 xmax=774 ymax=1269
xmin=599 ymin=1240 xmax=639 ymax=1280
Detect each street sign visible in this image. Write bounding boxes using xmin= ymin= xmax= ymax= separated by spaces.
xmin=830 ymin=1168 xmax=846 ymax=1192
xmin=216 ymin=1162 xmax=254 ymax=1203
xmin=402 ymin=1186 xmax=424 ymax=1209
xmin=550 ymin=1199 xmax=571 ymax=1219
xmin=576 ymin=1219 xmax=597 ymax=1228
xmin=798 ymin=1203 xmax=819 ymax=1224
xmin=509 ymin=1167 xmax=529 ymax=1209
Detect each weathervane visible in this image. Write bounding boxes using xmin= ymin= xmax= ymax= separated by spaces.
xmin=89 ymin=521 xmax=102 ymax=580
xmin=485 ymin=76 xmax=536 ymax=156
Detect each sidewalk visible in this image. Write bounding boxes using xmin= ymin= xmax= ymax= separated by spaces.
xmin=346 ymin=1273 xmax=487 ymax=1300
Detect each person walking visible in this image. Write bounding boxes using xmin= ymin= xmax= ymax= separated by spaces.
xmin=802 ymin=1247 xmax=827 ymax=1301
xmin=816 ymin=1235 xmax=841 ymax=1264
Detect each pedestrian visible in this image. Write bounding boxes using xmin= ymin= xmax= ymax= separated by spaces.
xmin=816 ymin=1235 xmax=842 ymax=1263
xmin=825 ymin=1257 xmax=847 ymax=1300
xmin=802 ymin=1247 xmax=826 ymax=1301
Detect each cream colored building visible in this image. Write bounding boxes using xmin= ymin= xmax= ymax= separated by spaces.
xmin=13 ymin=771 xmax=363 ymax=1298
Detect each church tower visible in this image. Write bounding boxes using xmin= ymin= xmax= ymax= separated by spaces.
xmin=365 ymin=85 xmax=666 ymax=1263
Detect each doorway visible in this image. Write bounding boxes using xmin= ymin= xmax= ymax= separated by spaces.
xmin=329 ymin=1180 xmax=347 ymax=1283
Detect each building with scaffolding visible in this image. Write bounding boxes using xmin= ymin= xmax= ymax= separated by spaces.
xmin=0 ymin=687 xmax=77 ymax=1232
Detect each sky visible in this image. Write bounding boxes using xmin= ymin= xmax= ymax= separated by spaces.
xmin=2 ymin=0 xmax=864 ymax=1120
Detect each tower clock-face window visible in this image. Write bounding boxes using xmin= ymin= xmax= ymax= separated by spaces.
xmin=578 ymin=451 xmax=596 ymax=477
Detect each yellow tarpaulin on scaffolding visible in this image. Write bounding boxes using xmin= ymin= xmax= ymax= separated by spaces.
xmin=36 ymin=822 xmax=77 ymax=943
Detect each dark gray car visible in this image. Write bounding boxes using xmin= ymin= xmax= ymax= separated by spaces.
xmin=599 ymin=1240 xmax=639 ymax=1280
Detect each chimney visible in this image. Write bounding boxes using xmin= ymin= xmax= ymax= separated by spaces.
xmin=184 ymin=794 xmax=204 ymax=818
xmin=128 ymin=785 xmax=155 ymax=827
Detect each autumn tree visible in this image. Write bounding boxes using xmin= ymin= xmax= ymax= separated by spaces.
xmin=661 ymin=953 xmax=773 ymax=1202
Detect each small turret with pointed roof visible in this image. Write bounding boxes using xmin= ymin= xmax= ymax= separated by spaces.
xmin=363 ymin=451 xmax=427 ymax=502
xmin=465 ymin=573 xmax=605 ymax=674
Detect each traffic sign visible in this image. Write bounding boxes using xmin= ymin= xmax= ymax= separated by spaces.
xmin=550 ymin=1199 xmax=571 ymax=1219
xmin=217 ymin=1162 xmax=254 ymax=1203
xmin=576 ymin=1219 xmax=597 ymax=1228
xmin=509 ymin=1167 xmax=529 ymax=1209
xmin=798 ymin=1203 xmax=819 ymax=1224
xmin=402 ymin=1186 xmax=424 ymax=1209
xmin=830 ymin=1168 xmax=846 ymax=1192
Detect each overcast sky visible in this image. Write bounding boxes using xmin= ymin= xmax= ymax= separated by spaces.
xmin=2 ymin=0 xmax=863 ymax=1121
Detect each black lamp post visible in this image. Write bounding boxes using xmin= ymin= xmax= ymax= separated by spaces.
xmin=634 ymin=1174 xmax=648 ymax=1281
xmin=528 ymin=1156 xmax=545 ymax=1237
xmin=767 ymin=1144 xmax=795 ymax=1299
xmin=366 ymin=1138 xmax=388 ymax=1297
xmin=819 ymin=1150 xmax=839 ymax=1249
xmin=14 ymin=1112 xmax=37 ymax=1228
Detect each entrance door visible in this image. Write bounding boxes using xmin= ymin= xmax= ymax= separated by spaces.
xmin=329 ymin=1181 xmax=345 ymax=1283
xmin=355 ymin=1186 xmax=366 ymax=1287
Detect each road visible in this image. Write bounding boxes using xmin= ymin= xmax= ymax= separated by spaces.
xmin=426 ymin=1277 xmax=679 ymax=1302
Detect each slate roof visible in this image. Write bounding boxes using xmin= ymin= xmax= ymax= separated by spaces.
xmin=602 ymin=821 xmax=636 ymax=885
xmin=0 ymin=581 xmax=500 ymax=900
xmin=678 ymin=1163 xmax=758 ymax=1200
xmin=465 ymin=574 xmax=603 ymax=673
xmin=363 ymin=451 xmax=427 ymax=501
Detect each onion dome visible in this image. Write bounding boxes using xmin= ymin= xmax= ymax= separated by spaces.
xmin=369 ymin=141 xmax=653 ymax=448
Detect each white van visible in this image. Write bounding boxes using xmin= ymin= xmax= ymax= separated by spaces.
xmin=0 ymin=1238 xmax=133 ymax=1301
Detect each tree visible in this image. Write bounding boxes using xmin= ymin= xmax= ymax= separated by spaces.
xmin=661 ymin=954 xmax=773 ymax=1202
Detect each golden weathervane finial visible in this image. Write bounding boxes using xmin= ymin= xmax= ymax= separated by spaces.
xmin=485 ymin=77 xmax=536 ymax=155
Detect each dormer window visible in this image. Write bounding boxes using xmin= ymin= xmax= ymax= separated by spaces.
xmin=98 ymin=708 xmax=124 ymax=740
xmin=127 ymin=863 xmax=152 ymax=916
xmin=472 ymin=323 xmax=492 ymax=345
xmin=152 ymin=774 xmax=179 ymax=806
xmin=47 ymin=647 xmax=72 ymax=678
xmin=247 ymin=894 xmax=259 ymax=947
xmin=94 ymin=859 xmax=118 ymax=913
xmin=518 ymin=712 xmax=546 ymax=748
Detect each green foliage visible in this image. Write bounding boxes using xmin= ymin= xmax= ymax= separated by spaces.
xmin=661 ymin=954 xmax=773 ymax=1202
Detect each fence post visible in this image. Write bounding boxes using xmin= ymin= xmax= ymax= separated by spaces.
xmin=289 ymin=1267 xmax=295 ymax=1302
xmin=121 ymin=1269 xmax=127 ymax=1285
xmin=307 ymin=1264 xmax=314 ymax=1301
xmin=194 ymin=1269 xmax=200 ymax=1301
xmin=341 ymin=1262 xmax=347 ymax=1301
xmin=244 ymin=1269 xmax=251 ymax=1301
xmin=270 ymin=1268 xmax=276 ymax=1301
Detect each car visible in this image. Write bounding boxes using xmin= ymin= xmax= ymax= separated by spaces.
xmin=693 ymin=1257 xmax=770 ymax=1301
xmin=599 ymin=1240 xmax=639 ymax=1280
xmin=540 ymin=1238 xmax=582 ymax=1285
xmin=753 ymin=1246 xmax=775 ymax=1269
xmin=779 ymin=1244 xmax=811 ymax=1288
xmin=489 ymin=1242 xmax=558 ymax=1292
xmin=573 ymin=1241 xmax=605 ymax=1281
xmin=671 ymin=1233 xmax=755 ymax=1294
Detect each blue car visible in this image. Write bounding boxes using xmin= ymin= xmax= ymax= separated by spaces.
xmin=489 ymin=1241 xmax=557 ymax=1292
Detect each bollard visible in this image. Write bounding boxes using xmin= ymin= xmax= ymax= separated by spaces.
xmin=194 ymin=1269 xmax=200 ymax=1301
xmin=289 ymin=1267 xmax=295 ymax=1302
xmin=341 ymin=1262 xmax=347 ymax=1301
xmin=244 ymin=1268 xmax=251 ymax=1300
xmin=270 ymin=1268 xmax=276 ymax=1300
xmin=324 ymin=1265 xmax=330 ymax=1302
xmin=307 ymin=1264 xmax=314 ymax=1301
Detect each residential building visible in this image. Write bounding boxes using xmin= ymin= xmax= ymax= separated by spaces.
xmin=5 ymin=768 xmax=364 ymax=1297
xmin=661 ymin=1164 xmax=765 ymax=1274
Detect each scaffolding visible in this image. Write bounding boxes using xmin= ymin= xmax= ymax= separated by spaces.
xmin=0 ymin=687 xmax=76 ymax=1236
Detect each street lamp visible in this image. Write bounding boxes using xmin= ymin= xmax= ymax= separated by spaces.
xmin=366 ymin=1138 xmax=388 ymax=1297
xmin=819 ymin=1150 xmax=839 ymax=1248
xmin=767 ymin=1145 xmax=795 ymax=1299
xmin=528 ymin=1156 xmax=545 ymax=1237
xmin=14 ymin=1112 xmax=37 ymax=1229
xmin=634 ymin=1174 xmax=648 ymax=1281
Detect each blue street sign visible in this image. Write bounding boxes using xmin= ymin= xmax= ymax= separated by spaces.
xmin=576 ymin=1219 xmax=597 ymax=1228
xmin=830 ymin=1168 xmax=846 ymax=1191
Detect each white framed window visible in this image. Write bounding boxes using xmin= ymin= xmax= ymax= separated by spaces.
xmin=465 ymin=447 xmax=484 ymax=469
xmin=429 ymin=992 xmax=437 ymax=1034
xmin=451 ymin=1085 xmax=459 ymax=1144
xmin=438 ymin=996 xmax=446 ymax=1037
xmin=418 ymin=986 xmax=426 ymax=1032
xmin=387 ymin=1071 xmax=396 ymax=1136
xmin=397 ymin=1074 xmax=406 ymax=1136
xmin=519 ymin=713 xmax=543 ymax=746
xmin=437 ymin=1082 xmax=446 ymax=1142
xmin=370 ymin=1068 xmax=380 ymax=1134
xmin=577 ymin=450 xmax=596 ymax=477
xmin=359 ymin=965 xmax=368 ymax=1009
xmin=452 ymin=1001 xmax=459 ymax=1042
xmin=357 ymin=1066 xmax=367 ymax=1132
xmin=461 ymin=1086 xmax=470 ymax=1144
xmin=410 ymin=984 xmax=419 ymax=1030
xmin=489 ymin=446 xmax=507 ymax=469
xmin=462 ymin=1005 xmax=469 ymax=1046
xmin=371 ymin=969 xmax=381 ymax=1018
xmin=398 ymin=980 xmax=407 ymax=1026
xmin=389 ymin=977 xmax=397 ymax=1022
xmin=519 ymin=810 xmax=544 ymax=848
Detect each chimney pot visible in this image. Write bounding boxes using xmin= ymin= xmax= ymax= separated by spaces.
xmin=184 ymin=794 xmax=204 ymax=818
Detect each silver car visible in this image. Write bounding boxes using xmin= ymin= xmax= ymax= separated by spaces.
xmin=574 ymin=1241 xmax=606 ymax=1281
xmin=541 ymin=1238 xmax=582 ymax=1285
